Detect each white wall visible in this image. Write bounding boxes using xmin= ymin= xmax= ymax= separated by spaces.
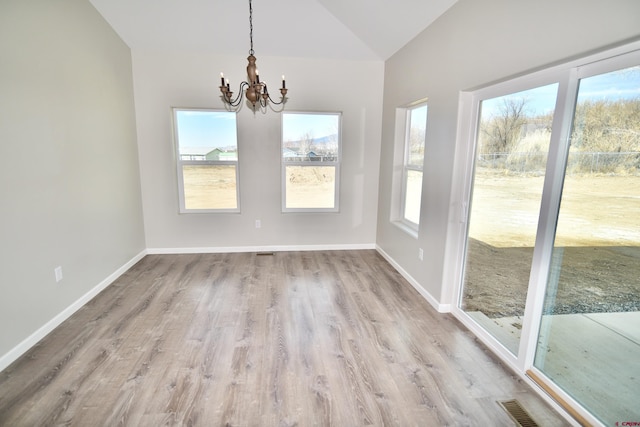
xmin=0 ymin=0 xmax=145 ymax=364
xmin=133 ymin=52 xmax=384 ymax=250
xmin=376 ymin=0 xmax=640 ymax=306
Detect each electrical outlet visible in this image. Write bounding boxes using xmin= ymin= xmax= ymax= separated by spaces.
xmin=418 ymin=248 xmax=424 ymax=261
xmin=54 ymin=266 xmax=63 ymax=282
xmin=255 ymin=219 xmax=261 ymax=229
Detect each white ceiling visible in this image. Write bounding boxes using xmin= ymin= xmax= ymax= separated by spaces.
xmin=88 ymin=0 xmax=457 ymax=61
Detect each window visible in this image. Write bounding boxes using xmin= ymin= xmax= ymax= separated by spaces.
xmin=172 ymin=108 xmax=239 ymax=213
xmin=401 ymin=103 xmax=427 ymax=227
xmin=281 ymin=112 xmax=341 ymax=212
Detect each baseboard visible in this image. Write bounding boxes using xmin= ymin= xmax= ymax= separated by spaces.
xmin=375 ymin=245 xmax=450 ymax=313
xmin=147 ymin=243 xmax=377 ymax=254
xmin=0 ymin=249 xmax=148 ymax=373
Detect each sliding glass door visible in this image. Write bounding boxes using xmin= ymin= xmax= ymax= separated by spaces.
xmin=460 ymin=84 xmax=558 ymax=355
xmin=456 ymin=46 xmax=640 ymax=425
xmin=534 ymin=65 xmax=640 ymax=425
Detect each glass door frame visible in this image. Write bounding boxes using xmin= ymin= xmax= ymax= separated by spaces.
xmin=445 ymin=40 xmax=640 ymax=426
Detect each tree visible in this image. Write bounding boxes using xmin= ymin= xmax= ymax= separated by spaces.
xmin=480 ymin=97 xmax=528 ymax=154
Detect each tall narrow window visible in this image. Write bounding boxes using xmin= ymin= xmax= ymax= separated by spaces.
xmin=402 ymin=104 xmax=427 ymax=226
xmin=281 ymin=112 xmax=341 ymax=212
xmin=173 ymin=108 xmax=239 ymax=213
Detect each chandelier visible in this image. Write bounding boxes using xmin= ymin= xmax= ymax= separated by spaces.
xmin=219 ymin=0 xmax=288 ymax=110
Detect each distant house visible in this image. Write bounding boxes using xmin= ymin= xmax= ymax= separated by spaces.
xmin=308 ymin=151 xmax=320 ymax=161
xmin=179 ymin=147 xmax=211 ymax=160
xmin=282 ymin=148 xmax=299 ymax=159
xmin=205 ymin=148 xmax=237 ymax=161
xmin=179 ymin=147 xmax=238 ymax=161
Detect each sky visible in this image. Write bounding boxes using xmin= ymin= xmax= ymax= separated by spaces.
xmin=481 ymin=65 xmax=640 ymax=119
xmin=175 ymin=110 xmax=237 ymax=151
xmin=281 ymin=112 xmax=340 ymax=142
xmin=577 ymin=65 xmax=640 ymax=103
xmin=175 ymin=110 xmax=340 ymax=153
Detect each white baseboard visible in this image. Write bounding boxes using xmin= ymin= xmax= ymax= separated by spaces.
xmin=0 ymin=249 xmax=148 ymax=373
xmin=147 ymin=243 xmax=376 ymax=254
xmin=375 ymin=245 xmax=451 ymax=313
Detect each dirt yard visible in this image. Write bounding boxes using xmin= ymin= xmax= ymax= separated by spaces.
xmin=182 ymin=164 xmax=336 ymax=210
xmin=462 ymin=171 xmax=640 ymax=317
xmin=182 ymin=165 xmax=238 ymax=210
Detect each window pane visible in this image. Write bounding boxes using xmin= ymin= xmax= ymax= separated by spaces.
xmin=534 ymin=65 xmax=640 ymax=425
xmin=285 ymin=166 xmax=335 ymax=209
xmin=403 ymin=170 xmax=422 ymax=224
xmin=460 ymin=83 xmax=558 ymax=355
xmin=175 ymin=110 xmax=237 ymax=160
xmin=282 ymin=113 xmax=339 ymax=159
xmin=182 ymin=164 xmax=238 ymax=210
xmin=407 ymin=105 xmax=427 ymax=167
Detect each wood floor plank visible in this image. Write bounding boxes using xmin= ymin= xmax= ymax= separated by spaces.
xmin=0 ymin=251 xmax=568 ymax=426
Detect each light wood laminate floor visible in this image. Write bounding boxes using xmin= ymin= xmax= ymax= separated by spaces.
xmin=0 ymin=251 xmax=568 ymax=426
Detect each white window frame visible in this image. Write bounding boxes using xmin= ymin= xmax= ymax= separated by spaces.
xmin=391 ymin=99 xmax=428 ymax=235
xmin=172 ymin=108 xmax=240 ymax=214
xmin=281 ymin=111 xmax=342 ymax=213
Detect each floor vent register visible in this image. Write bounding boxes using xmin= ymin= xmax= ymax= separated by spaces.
xmin=499 ymin=399 xmax=540 ymax=427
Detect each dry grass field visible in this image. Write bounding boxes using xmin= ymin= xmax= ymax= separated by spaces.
xmin=284 ymin=166 xmax=335 ymax=209
xmin=463 ymin=171 xmax=640 ymax=317
xmin=182 ymin=165 xmax=238 ymax=210
xmin=183 ymin=165 xmax=337 ymax=210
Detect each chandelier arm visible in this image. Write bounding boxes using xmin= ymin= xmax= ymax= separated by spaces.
xmin=265 ymin=92 xmax=286 ymax=105
xmin=224 ymin=81 xmax=250 ymax=107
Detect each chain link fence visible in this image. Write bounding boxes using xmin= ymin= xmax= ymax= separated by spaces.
xmin=478 ymin=151 xmax=640 ymax=175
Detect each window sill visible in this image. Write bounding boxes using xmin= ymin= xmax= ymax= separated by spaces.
xmin=392 ymin=220 xmax=419 ymax=239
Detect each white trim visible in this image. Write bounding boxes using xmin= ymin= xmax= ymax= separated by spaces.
xmin=375 ymin=245 xmax=451 ymax=313
xmin=147 ymin=243 xmax=376 ymax=255
xmin=0 ymin=249 xmax=148 ymax=373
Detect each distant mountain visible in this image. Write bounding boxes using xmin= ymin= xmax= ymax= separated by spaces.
xmin=284 ymin=134 xmax=339 ymax=154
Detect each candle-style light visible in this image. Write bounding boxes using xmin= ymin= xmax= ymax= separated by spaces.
xmin=219 ymin=0 xmax=288 ymax=111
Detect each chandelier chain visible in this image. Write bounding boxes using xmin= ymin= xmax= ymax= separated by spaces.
xmin=219 ymin=0 xmax=288 ymax=110
xmin=248 ymin=0 xmax=254 ymax=56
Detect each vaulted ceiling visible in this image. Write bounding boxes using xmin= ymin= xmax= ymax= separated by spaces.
xmin=89 ymin=0 xmax=458 ymax=61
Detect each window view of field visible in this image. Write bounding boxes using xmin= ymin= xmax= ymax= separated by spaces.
xmin=462 ymin=68 xmax=640 ymax=320
xmin=174 ymin=109 xmax=239 ymax=211
xmin=182 ymin=165 xmax=238 ymax=210
xmin=464 ymin=172 xmax=640 ymax=318
xmin=282 ymin=112 xmax=340 ymax=210
xmin=285 ymin=166 xmax=335 ymax=209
